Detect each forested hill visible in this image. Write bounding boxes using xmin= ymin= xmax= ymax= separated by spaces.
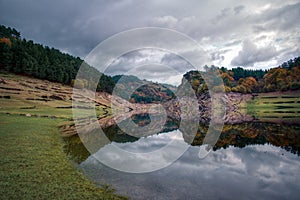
xmin=0 ymin=25 xmax=176 ymax=102
xmin=0 ymin=25 xmax=115 ymax=93
xmin=181 ymin=57 xmax=300 ymax=95
xmin=112 ymin=74 xmax=175 ymax=103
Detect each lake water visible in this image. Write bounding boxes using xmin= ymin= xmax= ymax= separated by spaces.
xmin=64 ymin=115 xmax=300 ymax=200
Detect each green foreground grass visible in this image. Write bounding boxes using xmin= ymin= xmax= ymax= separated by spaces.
xmin=0 ymin=113 xmax=126 ymax=200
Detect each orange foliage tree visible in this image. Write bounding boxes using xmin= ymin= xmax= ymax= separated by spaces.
xmin=0 ymin=37 xmax=12 ymax=46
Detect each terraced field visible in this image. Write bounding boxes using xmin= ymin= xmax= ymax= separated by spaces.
xmin=248 ymin=91 xmax=300 ymax=124
xmin=0 ymin=72 xmax=109 ymax=119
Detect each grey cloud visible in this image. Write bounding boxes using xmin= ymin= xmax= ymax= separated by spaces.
xmin=219 ymin=8 xmax=231 ymax=18
xmin=150 ymin=15 xmax=198 ymax=35
xmin=0 ymin=0 xmax=106 ymax=56
xmin=211 ymin=52 xmax=225 ymax=61
xmin=0 ymin=0 xmax=154 ymax=57
xmin=106 ymin=49 xmax=165 ymax=75
xmin=212 ymin=8 xmax=231 ymax=24
xmin=234 ymin=5 xmax=245 ymax=15
xmin=210 ymin=49 xmax=232 ymax=67
xmin=253 ymin=25 xmax=267 ymax=33
xmin=278 ymin=47 xmax=300 ymax=64
xmin=224 ymin=40 xmax=242 ymax=47
xmin=231 ymin=40 xmax=278 ymax=66
xmin=253 ymin=2 xmax=300 ymax=33
xmin=105 ymin=49 xmax=193 ymax=84
xmin=151 ymin=16 xmax=178 ymax=28
xmin=210 ymin=49 xmax=232 ymax=66
xmin=0 ymin=0 xmax=298 ymax=74
xmin=161 ymin=53 xmax=194 ymax=72
xmin=255 ymin=35 xmax=268 ymax=41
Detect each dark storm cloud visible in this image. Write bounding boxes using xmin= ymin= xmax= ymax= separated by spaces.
xmin=0 ymin=0 xmax=102 ymax=56
xmin=0 ymin=0 xmax=152 ymax=57
xmin=0 ymin=0 xmax=299 ymax=82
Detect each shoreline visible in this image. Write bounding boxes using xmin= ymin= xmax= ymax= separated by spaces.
xmin=0 ymin=113 xmax=126 ymax=199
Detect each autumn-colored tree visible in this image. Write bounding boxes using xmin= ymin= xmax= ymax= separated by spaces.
xmin=231 ymin=76 xmax=258 ymax=93
xmin=231 ymin=85 xmax=247 ymax=93
xmin=0 ymin=37 xmax=12 ymax=46
xmin=264 ymin=68 xmax=288 ymax=91
xmin=191 ymin=79 xmax=200 ymax=90
xmin=241 ymin=77 xmax=258 ymax=92
xmin=221 ymin=72 xmax=234 ymax=87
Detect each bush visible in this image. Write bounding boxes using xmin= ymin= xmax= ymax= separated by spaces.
xmin=290 ymin=82 xmax=300 ymax=90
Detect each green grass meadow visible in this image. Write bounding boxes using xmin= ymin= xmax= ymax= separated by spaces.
xmin=0 ymin=113 xmax=126 ymax=200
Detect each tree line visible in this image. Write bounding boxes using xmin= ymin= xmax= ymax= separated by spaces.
xmin=221 ymin=57 xmax=300 ymax=93
xmin=0 ymin=25 xmax=115 ymax=93
xmin=184 ymin=57 xmax=300 ymax=94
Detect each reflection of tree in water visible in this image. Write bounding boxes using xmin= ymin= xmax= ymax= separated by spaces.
xmin=63 ymin=115 xmax=300 ymax=164
xmin=102 ymin=125 xmax=138 ymax=143
xmin=190 ymin=122 xmax=300 ymax=156
xmin=131 ymin=113 xmax=151 ymax=126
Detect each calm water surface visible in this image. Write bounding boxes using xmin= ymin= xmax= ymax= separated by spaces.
xmin=64 ymin=115 xmax=300 ymax=200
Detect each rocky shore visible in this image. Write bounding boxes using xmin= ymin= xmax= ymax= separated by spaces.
xmin=163 ymin=92 xmax=254 ymax=124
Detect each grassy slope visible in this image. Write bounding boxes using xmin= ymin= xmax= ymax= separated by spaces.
xmin=0 ymin=73 xmax=126 ymax=199
xmin=0 ymin=114 xmax=125 ymax=200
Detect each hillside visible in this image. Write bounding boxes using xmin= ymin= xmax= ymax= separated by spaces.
xmin=180 ymin=58 xmax=300 ymax=95
xmin=0 ymin=25 xmax=116 ymax=93
xmin=0 ymin=72 xmax=166 ymax=138
xmin=112 ymin=74 xmax=175 ymax=103
xmin=0 ymin=25 xmax=177 ymax=103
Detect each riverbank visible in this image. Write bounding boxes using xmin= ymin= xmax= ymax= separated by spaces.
xmin=0 ymin=113 xmax=126 ymax=200
xmin=0 ymin=72 xmax=126 ymax=199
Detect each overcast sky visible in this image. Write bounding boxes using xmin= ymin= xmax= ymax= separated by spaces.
xmin=1 ymin=0 xmax=299 ymax=85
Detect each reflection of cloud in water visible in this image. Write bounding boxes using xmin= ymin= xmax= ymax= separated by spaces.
xmin=90 ymin=130 xmax=189 ymax=173
xmin=113 ymin=129 xmax=185 ymax=153
xmin=80 ymin=144 xmax=300 ymax=200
